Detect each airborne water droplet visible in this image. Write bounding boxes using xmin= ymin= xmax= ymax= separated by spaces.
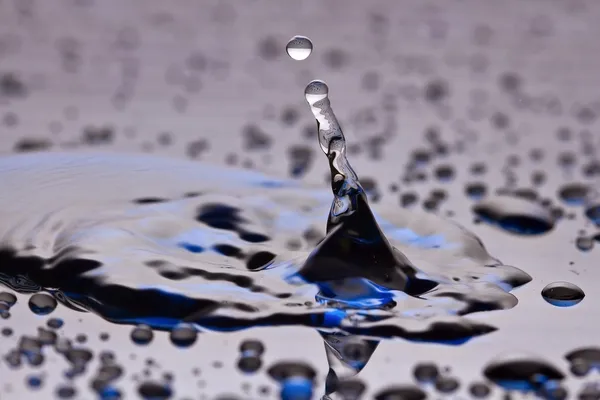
xmin=286 ymin=36 xmax=313 ymax=61
xmin=541 ymin=281 xmax=585 ymax=307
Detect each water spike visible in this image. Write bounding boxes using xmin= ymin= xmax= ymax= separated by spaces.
xmin=301 ymin=80 xmax=438 ymax=295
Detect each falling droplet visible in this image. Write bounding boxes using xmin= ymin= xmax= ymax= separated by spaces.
xmin=28 ymin=293 xmax=57 ymax=315
xmin=541 ymin=282 xmax=585 ymax=307
xmin=286 ymin=36 xmax=313 ymax=61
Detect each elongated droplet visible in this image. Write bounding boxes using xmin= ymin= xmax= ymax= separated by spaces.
xmin=286 ymin=36 xmax=313 ymax=61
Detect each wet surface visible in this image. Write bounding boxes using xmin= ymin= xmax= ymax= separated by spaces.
xmin=1 ymin=0 xmax=600 ymax=399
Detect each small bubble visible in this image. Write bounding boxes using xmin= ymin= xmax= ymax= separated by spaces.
xmin=569 ymin=358 xmax=591 ymax=377
xmin=469 ymin=382 xmax=491 ymax=398
xmin=466 ymin=182 xmax=487 ymax=200
xmin=56 ymin=385 xmax=77 ymax=399
xmin=413 ymin=362 xmax=439 ymax=383
xmin=131 ymin=325 xmax=154 ymax=345
xmin=0 ymin=291 xmax=17 ymax=306
xmin=27 ymin=375 xmax=43 ymax=389
xmin=541 ymin=282 xmax=585 ymax=307
xmin=169 ymin=323 xmax=197 ymax=347
xmin=575 ymin=236 xmax=594 ymax=252
xmin=286 ymin=36 xmax=313 ymax=61
xmin=435 ymin=376 xmax=459 ymax=393
xmin=400 ymin=192 xmax=419 ymax=207
xmin=28 ymin=293 xmax=57 ymax=315
xmin=238 ymin=356 xmax=262 ymax=374
xmin=47 ymin=318 xmax=64 ymax=329
xmin=138 ymin=381 xmax=172 ymax=400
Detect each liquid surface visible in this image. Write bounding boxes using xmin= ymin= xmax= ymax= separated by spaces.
xmin=0 ymin=151 xmax=530 ymax=342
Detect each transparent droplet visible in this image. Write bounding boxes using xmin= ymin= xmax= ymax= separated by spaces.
xmin=131 ymin=324 xmax=153 ymax=345
xmin=541 ymin=282 xmax=585 ymax=307
xmin=286 ymin=36 xmax=313 ymax=61
xmin=28 ymin=293 xmax=57 ymax=315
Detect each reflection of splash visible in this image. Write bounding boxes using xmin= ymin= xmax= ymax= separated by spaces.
xmin=0 ymin=152 xmax=530 ymax=342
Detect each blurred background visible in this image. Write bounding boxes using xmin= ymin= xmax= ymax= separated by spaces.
xmin=2 ymin=0 xmax=600 ymax=399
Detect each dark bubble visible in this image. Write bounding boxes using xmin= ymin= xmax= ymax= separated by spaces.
xmin=131 ymin=325 xmax=154 ymax=345
xmin=28 ymin=293 xmax=57 ymax=315
xmin=484 ymin=353 xmax=564 ymax=392
xmin=400 ymin=192 xmax=418 ymax=207
xmin=27 ymin=374 xmax=43 ymax=389
xmin=491 ymin=112 xmax=510 ymax=129
xmin=47 ymin=318 xmax=64 ymax=329
xmin=75 ymin=333 xmax=87 ymax=343
xmin=575 ymin=236 xmax=594 ymax=252
xmin=531 ymin=171 xmax=546 ymax=186
xmin=246 ymin=251 xmax=276 ymax=271
xmin=434 ymin=376 xmax=459 ymax=393
xmin=541 ymin=282 xmax=585 ymax=307
xmin=237 ymin=355 xmax=262 ymax=374
xmin=240 ymin=339 xmax=265 ymax=356
xmin=169 ymin=323 xmax=197 ymax=347
xmin=582 ymin=161 xmax=600 ymax=178
xmin=470 ymin=163 xmax=487 ymax=175
xmin=2 ymin=327 xmax=13 ymax=336
xmin=138 ymin=381 xmax=172 ymax=400
xmin=267 ymin=361 xmax=316 ymax=382
xmin=469 ymin=382 xmax=491 ymax=398
xmin=242 ymin=124 xmax=271 ymax=151
xmin=374 ymin=386 xmax=426 ymax=400
xmin=56 ymin=385 xmax=77 ymax=399
xmin=424 ymin=79 xmax=449 ymax=103
xmin=499 ymin=72 xmax=521 ymax=92
xmin=584 ymin=204 xmax=600 ymax=225
xmin=0 ymin=291 xmax=17 ymax=306
xmin=466 ymin=182 xmax=487 ymax=200
xmin=434 ymin=165 xmax=455 ymax=182
xmin=14 ymin=138 xmax=52 ymax=153
xmin=413 ymin=362 xmax=439 ymax=383
xmin=288 ymin=145 xmax=314 ymax=178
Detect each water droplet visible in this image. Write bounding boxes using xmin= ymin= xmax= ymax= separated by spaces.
xmin=26 ymin=375 xmax=43 ymax=389
xmin=473 ymin=194 xmax=554 ymax=235
xmin=483 ymin=352 xmax=564 ymax=392
xmin=56 ymin=385 xmax=77 ymax=399
xmin=541 ymin=282 xmax=585 ymax=307
xmin=575 ymin=236 xmax=594 ymax=252
xmin=237 ymin=355 xmax=262 ymax=374
xmin=239 ymin=339 xmax=265 ymax=356
xmin=434 ymin=376 xmax=460 ymax=393
xmin=138 ymin=381 xmax=172 ymax=400
xmin=0 ymin=291 xmax=17 ymax=306
xmin=469 ymin=382 xmax=491 ymax=398
xmin=131 ymin=325 xmax=154 ymax=345
xmin=465 ymin=182 xmax=487 ymax=200
xmin=413 ymin=362 xmax=439 ymax=383
xmin=28 ymin=293 xmax=57 ymax=315
xmin=374 ymin=386 xmax=426 ymax=400
xmin=558 ymin=183 xmax=589 ymax=205
xmin=47 ymin=317 xmax=64 ymax=329
xmin=286 ymin=36 xmax=313 ymax=61
xmin=169 ymin=323 xmax=197 ymax=347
